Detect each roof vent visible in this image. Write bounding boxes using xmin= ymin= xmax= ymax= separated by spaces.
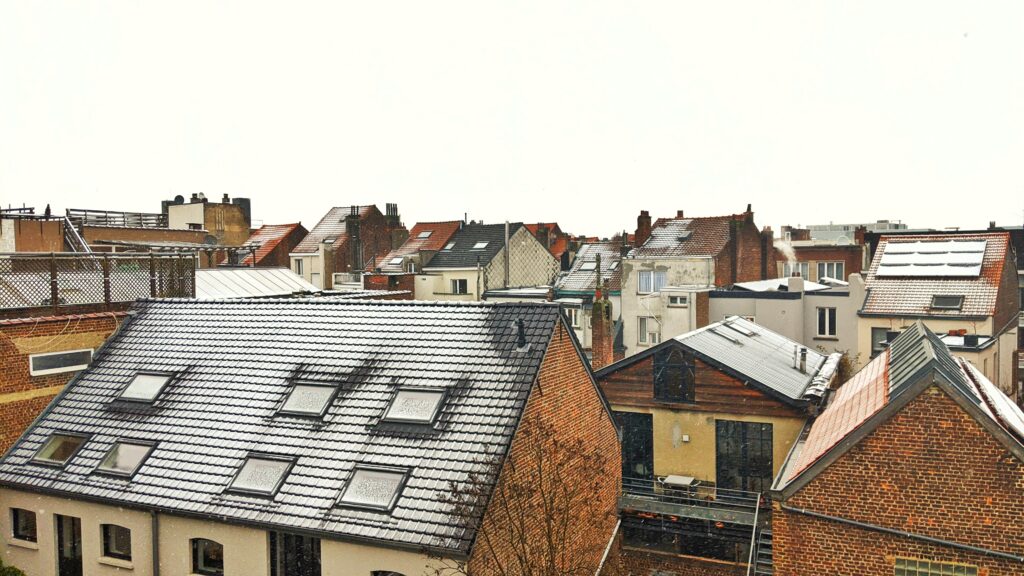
xmin=515 ymin=319 xmax=530 ymax=352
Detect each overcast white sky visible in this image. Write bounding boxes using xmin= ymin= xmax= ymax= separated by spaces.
xmin=1 ymin=1 xmax=1022 ymax=238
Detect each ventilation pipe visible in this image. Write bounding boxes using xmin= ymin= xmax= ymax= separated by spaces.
xmin=800 ymin=347 xmax=808 ymax=374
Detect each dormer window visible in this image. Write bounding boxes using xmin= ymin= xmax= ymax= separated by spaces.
xmin=33 ymin=433 xmax=87 ymax=466
xmin=278 ymin=382 xmax=337 ymax=417
xmin=931 ymin=295 xmax=964 ymax=310
xmin=382 ymin=388 xmax=445 ymax=424
xmin=228 ymin=455 xmax=294 ymax=495
xmin=337 ymin=466 xmax=408 ymax=511
xmin=97 ymin=441 xmax=155 ymax=476
xmin=417 ymin=231 xmax=432 ymax=239
xmin=119 ymin=372 xmax=173 ymax=403
xmin=471 ymin=242 xmax=489 ymax=250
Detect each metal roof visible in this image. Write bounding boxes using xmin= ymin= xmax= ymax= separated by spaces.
xmin=195 ymin=268 xmax=320 ymax=299
xmin=0 ymin=299 xmax=562 ymax=554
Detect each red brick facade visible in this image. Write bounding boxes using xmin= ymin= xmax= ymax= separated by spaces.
xmin=362 ymin=272 xmax=416 ymax=298
xmin=467 ymin=321 xmax=621 ymax=574
xmin=774 ymin=387 xmax=1024 ymax=575
xmin=775 ymin=244 xmax=865 ymax=281
xmin=610 ymin=546 xmax=746 ymax=576
xmin=0 ymin=313 xmax=124 ymax=452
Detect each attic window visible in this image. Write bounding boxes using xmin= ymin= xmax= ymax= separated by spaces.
xmin=383 ymin=389 xmax=445 ymax=424
xmin=931 ymin=295 xmax=964 ymax=310
xmin=337 ymin=466 xmax=408 ymax=511
xmin=417 ymin=231 xmax=432 ymax=239
xmin=442 ymin=242 xmax=456 ymax=251
xmin=279 ymin=382 xmax=337 ymax=417
xmin=579 ymin=262 xmax=598 ymax=271
xmin=97 ymin=441 xmax=155 ymax=476
xmin=33 ymin=433 xmax=87 ymax=466
xmin=119 ymin=373 xmax=173 ymax=403
xmin=471 ymin=241 xmax=489 ymax=250
xmin=228 ymin=455 xmax=294 ymax=495
xmin=388 ymin=257 xmax=404 ymax=265
xmin=609 ymin=261 xmax=619 ymax=270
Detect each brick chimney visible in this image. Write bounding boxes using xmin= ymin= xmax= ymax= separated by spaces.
xmin=346 ymin=205 xmax=362 ymax=271
xmin=854 ymin=225 xmax=867 ymax=246
xmin=635 ymin=210 xmax=652 ymax=248
xmin=591 ymin=282 xmax=614 ymax=370
xmin=535 ymin=225 xmax=550 ymax=249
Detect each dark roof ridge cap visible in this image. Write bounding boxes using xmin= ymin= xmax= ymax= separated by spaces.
xmin=135 ymin=297 xmax=560 ymax=308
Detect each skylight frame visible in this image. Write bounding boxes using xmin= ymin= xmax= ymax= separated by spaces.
xmin=226 ymin=453 xmax=296 ymax=497
xmin=381 ymin=387 xmax=447 ymax=425
xmin=277 ymin=381 xmax=340 ymax=418
xmin=32 ymin=432 xmax=89 ymax=468
xmin=579 ymin=261 xmax=598 ymax=271
xmin=95 ymin=439 xmax=157 ymax=478
xmin=931 ymin=295 xmax=965 ymax=310
xmin=442 ymin=241 xmax=456 ymax=251
xmin=388 ymin=257 xmax=404 ymax=265
xmin=336 ymin=464 xmax=410 ymax=512
xmin=416 ymin=230 xmax=433 ymax=239
xmin=117 ymin=371 xmax=175 ymax=404
xmin=471 ymin=241 xmax=489 ymax=250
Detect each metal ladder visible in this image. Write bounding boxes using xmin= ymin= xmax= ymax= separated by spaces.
xmin=63 ymin=216 xmax=93 ymax=254
xmin=752 ymin=529 xmax=774 ymax=575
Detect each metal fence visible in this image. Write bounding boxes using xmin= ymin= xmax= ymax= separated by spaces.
xmin=0 ymin=253 xmax=196 ymax=312
xmin=66 ymin=208 xmax=168 ymax=229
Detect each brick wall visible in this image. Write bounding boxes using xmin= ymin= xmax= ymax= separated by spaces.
xmin=609 ymin=546 xmax=746 ymax=576
xmin=81 ymin=225 xmax=209 ymax=245
xmin=774 ymin=386 xmax=1024 ymax=575
xmin=0 ymin=313 xmax=123 ymax=452
xmin=362 ymin=273 xmax=416 ymax=298
xmin=779 ymin=244 xmax=865 ymax=280
xmin=993 ymin=255 xmax=1021 ymax=336
xmin=468 ymin=321 xmax=621 ymax=574
xmin=714 ymin=216 xmax=772 ymax=286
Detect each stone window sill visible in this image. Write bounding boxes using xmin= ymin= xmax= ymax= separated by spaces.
xmin=98 ymin=556 xmax=134 ymax=569
xmin=9 ymin=538 xmax=39 ymax=550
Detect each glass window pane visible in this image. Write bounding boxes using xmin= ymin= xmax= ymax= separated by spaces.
xmin=29 ymin=349 xmax=93 ymax=376
xmin=120 ymin=373 xmax=171 ymax=402
xmin=230 ymin=457 xmax=292 ymax=494
xmin=12 ymin=508 xmax=37 ymax=542
xmin=102 ymin=524 xmax=132 ymax=560
xmin=34 ymin=434 xmax=85 ymax=464
xmin=639 ymin=272 xmax=652 ymax=293
xmin=383 ymin=390 xmax=444 ymax=423
xmin=339 ymin=468 xmax=406 ymax=510
xmin=99 ymin=442 xmax=154 ymax=475
xmin=280 ymin=385 xmax=336 ymax=416
xmin=192 ymin=539 xmax=224 ymax=575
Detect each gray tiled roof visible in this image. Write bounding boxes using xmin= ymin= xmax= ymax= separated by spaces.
xmin=423 ymin=223 xmax=523 ymax=269
xmin=555 ymin=243 xmax=622 ymax=294
xmin=0 ymin=299 xmax=562 ymax=554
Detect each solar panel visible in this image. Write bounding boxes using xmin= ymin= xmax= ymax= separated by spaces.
xmin=877 ymin=240 xmax=986 ymax=277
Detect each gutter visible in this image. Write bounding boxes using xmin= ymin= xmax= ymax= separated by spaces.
xmin=595 ymin=520 xmax=620 ymax=576
xmin=779 ymin=504 xmax=1024 ymax=563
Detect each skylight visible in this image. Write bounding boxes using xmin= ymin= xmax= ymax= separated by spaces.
xmin=229 ymin=456 xmax=293 ymax=495
xmin=119 ymin=373 xmax=172 ymax=403
xmin=382 ymin=389 xmax=445 ymax=424
xmin=417 ymin=230 xmax=432 ymax=239
xmin=609 ymin=261 xmax=619 ymax=270
xmin=33 ymin=433 xmax=86 ymax=466
xmin=337 ymin=466 xmax=408 ymax=511
xmin=931 ymin=295 xmax=965 ymax=310
xmin=579 ymin=261 xmax=598 ymax=271
xmin=442 ymin=241 xmax=456 ymax=251
xmin=388 ymin=257 xmax=404 ymax=265
xmin=97 ymin=441 xmax=155 ymax=476
xmin=471 ymin=241 xmax=489 ymax=250
xmin=279 ymin=383 xmax=337 ymax=417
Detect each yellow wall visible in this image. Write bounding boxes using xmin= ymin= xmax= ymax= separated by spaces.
xmin=613 ymin=405 xmax=806 ymax=482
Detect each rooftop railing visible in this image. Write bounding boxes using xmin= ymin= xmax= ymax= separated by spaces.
xmin=619 ymin=476 xmax=767 ymax=527
xmin=66 ymin=208 xmax=168 ymax=229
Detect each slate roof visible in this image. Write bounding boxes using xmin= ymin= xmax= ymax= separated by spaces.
xmin=861 ymin=232 xmax=1010 ymax=318
xmin=0 ymin=299 xmax=563 ymax=554
xmin=555 ymin=242 xmax=622 ymax=294
xmin=630 ymin=214 xmax=739 ymax=259
xmin=423 ymin=222 xmax=523 ymax=269
xmin=377 ymin=221 xmax=463 ymax=272
xmin=292 ymin=206 xmax=374 ymax=254
xmin=596 ymin=316 xmax=841 ymax=407
xmin=241 ymin=223 xmax=307 ymax=266
xmin=195 ymin=268 xmax=319 ymax=299
xmin=774 ymin=321 xmax=1024 ymax=494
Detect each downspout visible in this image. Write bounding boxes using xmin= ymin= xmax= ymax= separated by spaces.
xmin=504 ymin=221 xmax=510 ymax=288
xmin=594 ymin=519 xmax=620 ymax=576
xmin=151 ymin=510 xmax=160 ymax=576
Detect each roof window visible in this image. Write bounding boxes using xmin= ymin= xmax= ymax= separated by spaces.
xmin=337 ymin=466 xmax=408 ymax=511
xmin=417 ymin=231 xmax=432 ymax=239
xmin=579 ymin=262 xmax=598 ymax=271
xmin=388 ymin=257 xmax=404 ymax=265
xmin=228 ymin=455 xmax=294 ymax=495
xmin=119 ymin=373 xmax=173 ymax=403
xmin=97 ymin=441 xmax=155 ymax=476
xmin=33 ymin=433 xmax=87 ymax=466
xmin=442 ymin=242 xmax=456 ymax=251
xmin=931 ymin=295 xmax=965 ymax=310
xmin=382 ymin=388 xmax=445 ymax=424
xmin=609 ymin=261 xmax=619 ymax=270
xmin=279 ymin=382 xmax=337 ymax=417
xmin=471 ymin=241 xmax=489 ymax=250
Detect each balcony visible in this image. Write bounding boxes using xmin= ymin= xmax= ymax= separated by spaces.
xmin=620 ymin=476 xmax=767 ymax=527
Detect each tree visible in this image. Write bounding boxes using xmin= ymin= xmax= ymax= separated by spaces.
xmin=427 ymin=412 xmax=619 ymax=576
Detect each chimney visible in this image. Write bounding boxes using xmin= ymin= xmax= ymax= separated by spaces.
xmin=222 ymin=193 xmax=230 ymax=204
xmin=786 ymin=275 xmax=805 ymax=293
xmin=676 ymin=210 xmax=685 ymax=218
xmin=635 ymin=210 xmax=652 ymax=247
xmin=515 ymin=318 xmax=528 ymax=350
xmin=346 ymin=206 xmax=362 ymax=271
xmin=964 ymin=334 xmax=980 ymax=347
xmin=591 ymin=280 xmax=614 ymax=370
xmin=854 ymin=225 xmax=867 ymax=246
xmin=190 ymin=193 xmax=200 ymax=203
xmin=799 ymin=347 xmax=807 ymax=374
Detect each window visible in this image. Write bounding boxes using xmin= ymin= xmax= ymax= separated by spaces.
xmin=337 ymin=466 xmax=408 ymax=511
xmin=188 ymin=223 xmax=203 ymax=230
xmin=654 ymin=348 xmax=695 ymax=403
xmin=388 ymin=257 xmax=404 ymax=265
xmin=816 ymin=307 xmax=837 ymax=337
xmin=609 ymin=261 xmax=619 ymax=270
xmin=442 ymin=241 xmax=455 ymax=251
xmin=28 ymin=349 xmax=93 ymax=377
xmin=450 ymin=279 xmax=468 ymax=295
xmin=471 ymin=241 xmax=489 ymax=250
xmin=782 ymin=261 xmax=809 ymax=278
xmin=638 ymin=317 xmax=660 ymax=346
xmin=33 ymin=433 xmax=86 ymax=466
xmin=637 ymin=270 xmax=667 ymax=294
xmin=579 ymin=261 xmax=598 ymax=271
xmin=894 ymin=557 xmax=977 ymax=576
xmin=383 ymin=389 xmax=445 ymax=424
xmin=564 ymin=307 xmax=580 ymax=328
xmin=228 ymin=456 xmax=293 ymax=495
xmin=191 ymin=538 xmax=224 ymax=576
xmin=668 ymin=295 xmax=688 ymax=307
xmin=97 ymin=441 xmax=154 ymax=476
xmin=817 ymin=261 xmax=845 ymax=280
xmin=11 ymin=508 xmax=36 ymax=542
xmin=416 ymin=230 xmax=432 ymax=239
xmin=279 ymin=383 xmax=337 ymax=417
xmin=871 ymin=327 xmax=890 ymax=357
xmin=119 ymin=372 xmax=172 ymax=403
xmin=102 ymin=524 xmax=132 ymax=560
xmin=294 ymin=259 xmax=303 ymax=275
xmin=270 ymin=532 xmax=321 ymax=576
xmin=931 ymin=295 xmax=965 ymax=310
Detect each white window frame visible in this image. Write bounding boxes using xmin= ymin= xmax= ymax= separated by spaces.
xmin=668 ymin=295 xmax=688 ymax=307
xmin=293 ymin=259 xmax=303 ymax=275
xmin=816 ymin=307 xmax=837 ymax=337
xmin=637 ymin=270 xmax=667 ymax=294
xmin=782 ymin=262 xmax=809 ymax=279
xmin=28 ymin=348 xmax=93 ymax=377
xmin=817 ymin=261 xmax=845 ymax=280
xmin=451 ymin=279 xmax=468 ymax=295
xmin=638 ymin=317 xmax=661 ymax=346
xmin=564 ymin=307 xmax=581 ymax=328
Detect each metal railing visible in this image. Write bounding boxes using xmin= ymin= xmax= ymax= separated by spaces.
xmin=66 ymin=208 xmax=168 ymax=229
xmin=745 ymin=506 xmax=760 ymax=576
xmin=619 ymin=476 xmax=765 ymax=526
xmin=0 ymin=252 xmax=195 ymax=313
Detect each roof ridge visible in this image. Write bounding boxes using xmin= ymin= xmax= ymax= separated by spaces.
xmin=138 ymin=297 xmax=560 ymax=308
